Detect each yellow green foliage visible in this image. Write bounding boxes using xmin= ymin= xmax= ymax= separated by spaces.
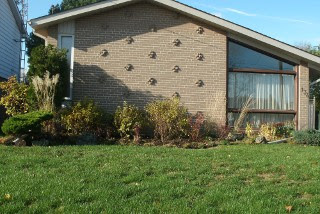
xmin=61 ymin=100 xmax=105 ymax=136
xmin=245 ymin=123 xmax=254 ymax=138
xmin=259 ymin=123 xmax=277 ymax=141
xmin=0 ymin=76 xmax=31 ymax=116
xmin=146 ymin=98 xmax=189 ymax=143
xmin=114 ymin=102 xmax=145 ymax=139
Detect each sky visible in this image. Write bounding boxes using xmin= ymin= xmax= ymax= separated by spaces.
xmin=28 ymin=0 xmax=320 ymax=46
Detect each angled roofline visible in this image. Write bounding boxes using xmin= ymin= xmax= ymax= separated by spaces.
xmin=7 ymin=0 xmax=27 ymax=35
xmin=28 ymin=0 xmax=320 ymax=67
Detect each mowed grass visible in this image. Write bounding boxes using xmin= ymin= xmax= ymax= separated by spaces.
xmin=1 ymin=144 xmax=320 ymax=213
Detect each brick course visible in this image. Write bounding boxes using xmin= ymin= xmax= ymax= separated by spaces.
xmin=72 ymin=2 xmax=227 ymax=125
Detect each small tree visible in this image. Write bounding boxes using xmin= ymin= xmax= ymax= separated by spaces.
xmin=31 ymin=72 xmax=59 ymax=112
xmin=0 ymin=76 xmax=32 ymax=116
xmin=28 ymin=45 xmax=69 ymax=108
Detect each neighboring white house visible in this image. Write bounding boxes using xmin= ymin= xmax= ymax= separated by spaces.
xmin=0 ymin=0 xmax=26 ymax=81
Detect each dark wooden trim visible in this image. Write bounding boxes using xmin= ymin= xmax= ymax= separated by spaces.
xmin=229 ymin=68 xmax=296 ymax=75
xmin=225 ymin=39 xmax=229 ymax=126
xmin=295 ymin=65 xmax=299 ymax=130
xmin=228 ymin=108 xmax=296 ymax=115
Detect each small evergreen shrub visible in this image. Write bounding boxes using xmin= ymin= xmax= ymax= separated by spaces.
xmin=1 ymin=111 xmax=53 ymax=136
xmin=146 ymin=98 xmax=189 ymax=143
xmin=61 ymin=100 xmax=113 ymax=138
xmin=114 ymin=102 xmax=145 ymax=141
xmin=293 ymin=130 xmax=320 ymax=146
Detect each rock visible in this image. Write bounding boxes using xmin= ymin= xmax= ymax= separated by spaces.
xmin=13 ymin=138 xmax=27 ymax=147
xmin=255 ymin=136 xmax=267 ymax=144
xmin=226 ymin=133 xmax=244 ymax=142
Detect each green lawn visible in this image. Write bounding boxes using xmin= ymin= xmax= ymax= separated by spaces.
xmin=1 ymin=144 xmax=320 ymax=213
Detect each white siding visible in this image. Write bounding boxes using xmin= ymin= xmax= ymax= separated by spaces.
xmin=0 ymin=0 xmax=21 ymax=79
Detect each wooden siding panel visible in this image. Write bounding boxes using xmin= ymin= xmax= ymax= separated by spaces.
xmin=0 ymin=0 xmax=21 ymax=79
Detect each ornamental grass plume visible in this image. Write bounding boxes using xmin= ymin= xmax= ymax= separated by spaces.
xmin=234 ymin=95 xmax=254 ymax=133
xmin=32 ymin=71 xmax=59 ymax=112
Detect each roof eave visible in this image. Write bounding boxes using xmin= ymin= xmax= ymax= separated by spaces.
xmin=28 ymin=0 xmax=320 ymax=67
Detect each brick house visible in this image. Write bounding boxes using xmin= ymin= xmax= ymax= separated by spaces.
xmin=29 ymin=0 xmax=320 ymax=130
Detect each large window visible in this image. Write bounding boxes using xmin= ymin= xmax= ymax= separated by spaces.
xmin=229 ymin=41 xmax=295 ymax=71
xmin=227 ymin=40 xmax=296 ymax=127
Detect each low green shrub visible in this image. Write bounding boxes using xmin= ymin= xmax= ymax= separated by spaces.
xmin=1 ymin=111 xmax=53 ymax=136
xmin=61 ymin=100 xmax=113 ymax=138
xmin=293 ymin=130 xmax=320 ymax=146
xmin=146 ymin=98 xmax=189 ymax=143
xmin=114 ymin=102 xmax=145 ymax=141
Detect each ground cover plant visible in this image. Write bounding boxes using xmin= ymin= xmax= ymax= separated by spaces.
xmin=1 ymin=144 xmax=320 ymax=213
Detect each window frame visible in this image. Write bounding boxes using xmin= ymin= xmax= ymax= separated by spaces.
xmin=226 ymin=39 xmax=298 ymax=127
xmin=58 ymin=34 xmax=74 ymax=100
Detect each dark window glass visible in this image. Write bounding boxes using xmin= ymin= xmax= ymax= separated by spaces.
xmin=228 ymin=41 xmax=295 ymax=71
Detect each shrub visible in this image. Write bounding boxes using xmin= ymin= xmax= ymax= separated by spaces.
xmin=31 ymin=72 xmax=59 ymax=112
xmin=245 ymin=123 xmax=254 ymax=138
xmin=188 ymin=112 xmax=205 ymax=142
xmin=114 ymin=102 xmax=145 ymax=142
xmin=0 ymin=76 xmax=34 ymax=116
xmin=275 ymin=121 xmax=295 ymax=138
xmin=259 ymin=122 xmax=295 ymax=141
xmin=61 ymin=100 xmax=112 ymax=137
xmin=146 ymin=98 xmax=189 ymax=143
xmin=259 ymin=123 xmax=277 ymax=141
xmin=28 ymin=45 xmax=69 ymax=107
xmin=215 ymin=125 xmax=232 ymax=140
xmin=293 ymin=130 xmax=320 ymax=146
xmin=1 ymin=111 xmax=53 ymax=136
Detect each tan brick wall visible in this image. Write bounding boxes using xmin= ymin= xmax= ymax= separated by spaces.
xmin=71 ymin=2 xmax=227 ymax=125
xmin=298 ymin=62 xmax=310 ymax=130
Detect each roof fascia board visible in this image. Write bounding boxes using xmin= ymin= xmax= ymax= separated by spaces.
xmin=152 ymin=0 xmax=320 ymax=65
xmin=29 ymin=0 xmax=140 ymax=28
xmin=29 ymin=0 xmax=320 ymax=66
xmin=7 ymin=0 xmax=26 ymax=34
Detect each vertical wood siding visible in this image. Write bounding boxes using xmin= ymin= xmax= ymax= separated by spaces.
xmin=0 ymin=0 xmax=21 ymax=79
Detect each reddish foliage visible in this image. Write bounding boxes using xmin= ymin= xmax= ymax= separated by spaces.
xmin=189 ymin=112 xmax=205 ymax=142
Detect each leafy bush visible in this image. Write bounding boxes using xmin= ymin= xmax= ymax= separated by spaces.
xmin=1 ymin=111 xmax=53 ymax=136
xmin=114 ymin=102 xmax=145 ymax=142
xmin=293 ymin=130 xmax=320 ymax=146
xmin=61 ymin=100 xmax=112 ymax=137
xmin=0 ymin=76 xmax=35 ymax=116
xmin=28 ymin=45 xmax=69 ymax=107
xmin=215 ymin=125 xmax=231 ymax=140
xmin=146 ymin=98 xmax=189 ymax=143
xmin=259 ymin=122 xmax=295 ymax=141
xmin=274 ymin=122 xmax=295 ymax=138
xmin=188 ymin=112 xmax=205 ymax=142
xmin=245 ymin=123 xmax=254 ymax=138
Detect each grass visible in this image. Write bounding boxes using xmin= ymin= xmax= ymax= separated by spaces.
xmin=1 ymin=144 xmax=320 ymax=213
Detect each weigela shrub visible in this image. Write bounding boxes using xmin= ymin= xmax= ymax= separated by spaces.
xmin=114 ymin=102 xmax=145 ymax=141
xmin=146 ymin=98 xmax=189 ymax=143
xmin=61 ymin=100 xmax=112 ymax=137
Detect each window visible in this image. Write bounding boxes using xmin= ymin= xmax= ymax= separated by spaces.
xmin=59 ymin=35 xmax=74 ymax=98
xmin=227 ymin=40 xmax=296 ymax=127
xmin=229 ymin=41 xmax=295 ymax=71
xmin=228 ymin=72 xmax=295 ymax=111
